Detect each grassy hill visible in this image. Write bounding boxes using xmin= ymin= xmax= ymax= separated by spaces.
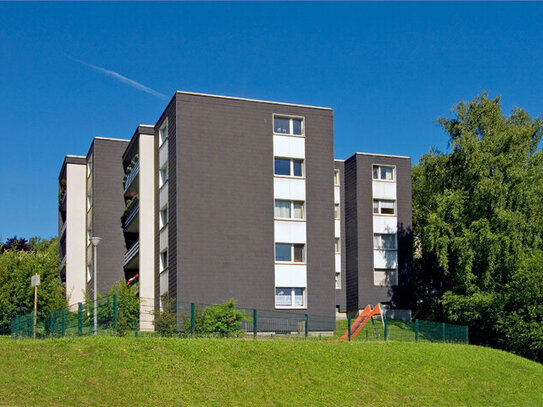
xmin=0 ymin=336 xmax=541 ymax=406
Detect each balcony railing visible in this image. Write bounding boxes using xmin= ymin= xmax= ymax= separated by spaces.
xmin=123 ymin=159 xmax=140 ymax=191
xmin=124 ymin=240 xmax=140 ymax=266
xmin=59 ymin=221 xmax=67 ymax=238
xmin=121 ymin=198 xmax=139 ymax=229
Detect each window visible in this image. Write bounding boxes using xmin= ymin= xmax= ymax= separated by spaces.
xmin=159 ymin=123 xmax=168 ymax=146
xmin=87 ymin=265 xmax=92 ymax=283
xmin=373 ymin=199 xmax=396 ymax=215
xmin=87 ymin=229 xmax=92 ymax=245
xmin=374 ymin=269 xmax=398 ymax=286
xmin=335 ymin=238 xmax=340 ymax=253
xmin=274 ymin=116 xmax=303 ymax=136
xmin=274 ymin=200 xmax=304 ymax=219
xmin=335 ymin=272 xmax=341 ymax=289
xmin=373 ymin=233 xmax=397 ymax=250
xmin=160 ymin=207 xmax=168 ymax=229
xmin=87 ymin=159 xmax=93 ymax=177
xmin=159 ymin=165 xmax=168 ymax=187
xmin=334 ymin=203 xmax=340 ymax=219
xmin=334 ymin=169 xmax=340 ymax=185
xmin=87 ymin=194 xmax=92 ymax=209
xmin=160 ymin=250 xmax=168 ymax=272
xmin=372 ymin=165 xmax=394 ymax=181
xmin=275 ymin=243 xmax=305 ymax=263
xmin=274 ymin=158 xmax=304 ymax=177
xmin=275 ymin=288 xmax=305 ymax=307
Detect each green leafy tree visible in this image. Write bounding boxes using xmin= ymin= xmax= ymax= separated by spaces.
xmin=0 ymin=237 xmax=65 ymax=333
xmin=413 ymin=93 xmax=543 ymax=361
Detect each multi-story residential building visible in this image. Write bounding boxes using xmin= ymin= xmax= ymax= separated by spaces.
xmin=58 ymin=91 xmax=412 ymax=331
xmin=335 ymin=153 xmax=412 ymax=315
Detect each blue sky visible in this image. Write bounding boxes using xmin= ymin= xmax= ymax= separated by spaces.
xmin=1 ymin=2 xmax=542 ymax=240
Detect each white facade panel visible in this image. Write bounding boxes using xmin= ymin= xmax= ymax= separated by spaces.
xmin=139 ymin=133 xmax=156 ymax=331
xmin=159 ymin=182 xmax=169 ymax=208
xmin=374 ymin=270 xmax=398 ymax=286
xmin=160 ymin=225 xmax=169 ymax=251
xmin=335 ymin=253 xmax=341 ymax=272
xmin=159 ymin=139 xmax=168 ymax=168
xmin=374 ymin=249 xmax=398 ymax=269
xmin=372 ymin=181 xmax=397 ymax=200
xmin=274 ymin=264 xmax=307 ymax=287
xmin=373 ymin=216 xmax=397 ymax=234
xmin=159 ymin=270 xmax=169 ymax=296
xmin=273 ymin=135 xmax=305 ymax=159
xmin=335 ymin=220 xmax=341 ymax=238
xmin=65 ymin=163 xmax=87 ymax=308
xmin=334 ymin=186 xmax=340 ymax=204
xmin=274 ymin=178 xmax=306 ymax=201
xmin=274 ymin=221 xmax=306 ymax=244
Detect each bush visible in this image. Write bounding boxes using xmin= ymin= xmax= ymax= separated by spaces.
xmin=182 ymin=299 xmax=250 ymax=337
xmin=155 ymin=294 xmax=177 ymax=337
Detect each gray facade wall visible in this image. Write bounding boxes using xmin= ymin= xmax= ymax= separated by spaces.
xmin=87 ymin=138 xmax=129 ymax=297
xmin=345 ymin=153 xmax=412 ymax=311
xmin=171 ymin=92 xmax=335 ymax=319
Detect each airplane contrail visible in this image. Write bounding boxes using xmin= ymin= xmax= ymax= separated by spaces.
xmin=67 ymin=55 xmax=169 ymax=100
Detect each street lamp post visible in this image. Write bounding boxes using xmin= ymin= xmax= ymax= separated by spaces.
xmin=89 ymin=236 xmax=102 ymax=335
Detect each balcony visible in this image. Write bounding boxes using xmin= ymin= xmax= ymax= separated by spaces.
xmin=124 ymin=240 xmax=140 ymax=268
xmin=59 ymin=189 xmax=67 ymax=211
xmin=59 ymin=221 xmax=67 ymax=239
xmin=123 ymin=159 xmax=140 ymax=192
xmin=121 ymin=197 xmax=139 ymax=231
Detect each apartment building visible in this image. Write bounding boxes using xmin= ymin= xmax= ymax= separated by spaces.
xmin=58 ymin=91 xmax=412 ymax=331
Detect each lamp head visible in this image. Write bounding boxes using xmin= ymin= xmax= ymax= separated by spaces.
xmin=89 ymin=237 xmax=102 ymax=247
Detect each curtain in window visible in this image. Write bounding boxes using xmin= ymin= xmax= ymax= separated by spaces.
xmin=275 ymin=201 xmax=291 ymax=218
xmin=293 ymin=202 xmax=303 ymax=219
xmin=275 ymin=288 xmax=292 ymax=306
xmin=294 ymin=288 xmax=304 ymax=306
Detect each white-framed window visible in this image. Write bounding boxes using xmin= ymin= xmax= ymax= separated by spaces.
xmin=335 ymin=238 xmax=341 ymax=253
xmin=373 ymin=233 xmax=397 ymax=250
xmin=274 ymin=157 xmax=304 ymax=177
xmin=275 ymin=287 xmax=305 ymax=307
xmin=334 ymin=169 xmax=340 ymax=185
xmin=87 ymin=158 xmax=93 ymax=177
xmin=274 ymin=200 xmax=304 ymax=220
xmin=159 ymin=122 xmax=168 ymax=147
xmin=273 ymin=115 xmax=304 ymax=136
xmin=87 ymin=229 xmax=92 ymax=245
xmin=275 ymin=243 xmax=305 ymax=263
xmin=334 ymin=203 xmax=340 ymax=219
xmin=373 ymin=165 xmax=395 ymax=181
xmin=159 ymin=207 xmax=168 ymax=229
xmin=160 ymin=250 xmax=168 ymax=272
xmin=374 ymin=269 xmax=398 ymax=286
xmin=373 ymin=199 xmax=396 ymax=215
xmin=335 ymin=272 xmax=341 ymax=289
xmin=87 ymin=264 xmax=92 ymax=283
xmin=159 ymin=165 xmax=168 ymax=187
xmin=87 ymin=194 xmax=92 ymax=209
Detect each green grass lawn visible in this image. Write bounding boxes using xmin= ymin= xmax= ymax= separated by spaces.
xmin=0 ymin=336 xmax=541 ymax=407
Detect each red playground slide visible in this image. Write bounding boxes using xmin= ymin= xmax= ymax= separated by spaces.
xmin=337 ymin=304 xmax=382 ymax=341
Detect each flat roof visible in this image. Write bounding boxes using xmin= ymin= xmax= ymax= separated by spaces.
xmin=95 ymin=136 xmax=130 ymax=143
xmin=355 ymin=152 xmax=410 ymax=159
xmin=176 ymin=91 xmax=332 ymax=111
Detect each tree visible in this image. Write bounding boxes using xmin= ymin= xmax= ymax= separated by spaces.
xmin=413 ymin=93 xmax=543 ymax=362
xmin=0 ymin=236 xmax=32 ymax=253
xmin=0 ymin=237 xmax=66 ymax=333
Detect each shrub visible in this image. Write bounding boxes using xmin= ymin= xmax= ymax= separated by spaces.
xmin=182 ymin=299 xmax=250 ymax=337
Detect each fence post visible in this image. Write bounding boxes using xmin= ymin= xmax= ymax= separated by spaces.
xmin=347 ymin=314 xmax=352 ymax=342
xmin=190 ymin=303 xmax=195 ymax=335
xmin=415 ymin=319 xmax=419 ymax=342
xmin=253 ymin=309 xmax=257 ymax=338
xmin=384 ymin=318 xmax=388 ymax=341
xmin=304 ymin=314 xmax=308 ymax=338
xmin=113 ymin=294 xmax=118 ymax=335
xmin=61 ymin=310 xmax=66 ymax=337
xmin=441 ymin=322 xmax=446 ymax=342
xmin=78 ymin=303 xmax=83 ymax=336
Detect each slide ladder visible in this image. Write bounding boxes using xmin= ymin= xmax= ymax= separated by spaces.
xmin=337 ymin=304 xmax=382 ymax=341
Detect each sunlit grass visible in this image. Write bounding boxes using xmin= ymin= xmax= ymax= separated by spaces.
xmin=0 ymin=336 xmax=541 ymax=406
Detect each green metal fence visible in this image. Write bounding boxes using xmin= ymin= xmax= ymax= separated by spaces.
xmin=11 ymin=295 xmax=122 ymax=338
